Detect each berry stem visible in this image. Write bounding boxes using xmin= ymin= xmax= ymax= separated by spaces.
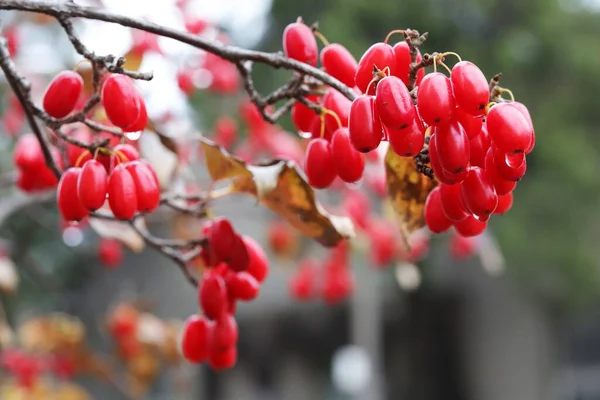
xmin=439 ymin=51 xmax=462 ymax=64
xmin=365 ymin=66 xmax=390 ymax=95
xmin=313 ymin=30 xmax=330 ymax=47
xmin=498 ymin=88 xmax=515 ymax=102
xmin=485 ymin=102 xmax=497 ymax=115
xmin=75 ymin=149 xmax=92 ymax=167
xmin=384 ymin=29 xmax=406 ymax=45
xmin=320 ymin=108 xmax=343 ymax=130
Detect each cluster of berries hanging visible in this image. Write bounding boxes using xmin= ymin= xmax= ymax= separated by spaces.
xmin=181 ymin=218 xmax=269 ymax=370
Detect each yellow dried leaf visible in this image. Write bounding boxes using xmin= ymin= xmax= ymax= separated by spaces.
xmin=384 ymin=145 xmax=437 ymax=236
xmin=122 ymin=50 xmax=143 ymax=72
xmin=200 ymin=138 xmax=251 ymax=181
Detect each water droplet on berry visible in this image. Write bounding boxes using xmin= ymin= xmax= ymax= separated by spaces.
xmin=125 ymin=130 xmax=142 ymax=141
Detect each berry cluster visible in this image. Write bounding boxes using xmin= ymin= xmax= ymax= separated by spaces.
xmin=56 ymin=143 xmax=160 ymax=222
xmin=181 ymin=218 xmax=269 ymax=370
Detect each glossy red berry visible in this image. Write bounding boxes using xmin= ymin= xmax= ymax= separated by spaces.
xmin=348 ymin=95 xmax=382 ymax=153
xmin=434 ymin=120 xmax=470 ymax=174
xmin=107 ymin=164 xmax=138 ymax=220
xmin=355 ymin=43 xmax=396 ymax=95
xmin=424 ymin=186 xmax=452 ymax=233
xmin=428 ymin=133 xmax=466 ymax=185
xmin=304 ymin=138 xmax=337 ymax=189
xmin=322 ymin=88 xmax=352 ymax=133
xmin=199 ymin=272 xmax=228 ymax=320
xmin=387 ymin=118 xmax=425 ymax=157
xmin=320 ymin=43 xmax=358 ymax=88
xmin=512 ymin=102 xmax=535 ymax=154
xmin=486 ymin=102 xmax=533 ymax=154
xmin=454 ymin=216 xmax=487 ymax=237
xmin=125 ymin=161 xmax=160 ymax=213
xmin=330 ymin=128 xmax=365 ymax=183
xmin=181 ymin=315 xmax=212 ymax=364
xmin=450 ymin=61 xmax=489 ymax=116
xmin=392 ymin=41 xmax=424 ymax=87
xmin=101 ymin=74 xmax=145 ymax=131
xmin=124 ymin=94 xmax=148 ymax=132
xmin=212 ymin=313 xmax=238 ymax=349
xmin=469 ymin=123 xmax=490 ymax=168
xmin=242 ymin=236 xmax=269 ymax=283
xmin=456 ymin=107 xmax=483 ymax=140
xmin=483 ymin=148 xmax=517 ymax=195
xmin=439 ymin=182 xmax=469 ymax=222
xmin=282 ymin=20 xmax=318 ymax=66
xmin=208 ymin=346 xmax=237 ymax=371
xmin=491 ymin=144 xmax=527 ymax=181
xmin=227 ymin=271 xmax=260 ymax=301
xmin=111 ymin=143 xmax=140 ymax=169
xmin=78 ymin=160 xmax=108 ymax=210
xmin=374 ymin=76 xmax=416 ymax=130
xmin=417 ymin=72 xmax=456 ymax=125
xmin=14 ymin=133 xmax=45 ymax=171
xmin=208 ymin=217 xmax=238 ymax=262
xmin=494 ymin=192 xmax=514 ymax=214
xmin=42 ymin=71 xmax=83 ymax=118
xmin=57 ymin=167 xmax=89 ymax=222
xmin=292 ymin=95 xmax=319 ymax=133
xmin=460 ymin=166 xmax=498 ymax=219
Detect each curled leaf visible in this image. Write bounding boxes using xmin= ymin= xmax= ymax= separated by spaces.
xmin=200 ymin=138 xmax=355 ymax=247
xmin=384 ymin=145 xmax=437 ymax=236
xmin=89 ymin=204 xmax=146 ymax=252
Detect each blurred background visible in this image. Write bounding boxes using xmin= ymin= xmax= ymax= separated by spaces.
xmin=2 ymin=0 xmax=600 ymax=399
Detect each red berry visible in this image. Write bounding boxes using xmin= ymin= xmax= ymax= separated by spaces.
xmin=208 ymin=346 xmax=237 ymax=371
xmin=392 ymin=41 xmax=424 ymax=87
xmin=227 ymin=234 xmax=250 ymax=272
xmin=469 ymin=123 xmax=490 ymax=168
xmin=355 ymin=43 xmax=396 ymax=95
xmin=348 ymin=95 xmax=382 ymax=153
xmin=450 ymin=61 xmax=489 ymax=117
xmin=460 ymin=166 xmax=498 ymax=219
xmin=490 ymin=145 xmax=527 ymax=181
xmin=107 ymin=164 xmax=138 ymax=220
xmin=374 ymin=76 xmax=416 ymax=130
xmin=322 ymin=88 xmax=351 ymax=133
xmin=199 ymin=272 xmax=228 ymax=320
xmin=98 ymin=238 xmax=123 ymax=268
xmin=417 ymin=72 xmax=456 ymax=125
xmin=439 ymin=182 xmax=469 ymax=222
xmin=450 ymin=234 xmax=477 ymax=259
xmin=214 ymin=116 xmax=238 ymax=148
xmin=304 ymin=138 xmax=337 ymax=189
xmin=101 ymin=74 xmax=145 ymax=131
xmin=483 ymin=148 xmax=517 ymax=195
xmin=428 ymin=133 xmax=467 ymax=184
xmin=208 ymin=217 xmax=241 ymax=265
xmin=456 ymin=107 xmax=483 ymax=140
xmin=342 ymin=190 xmax=372 ymax=231
xmin=320 ymin=43 xmax=358 ymax=87
xmin=184 ymin=17 xmax=209 ymax=35
xmin=57 ymin=167 xmax=89 ymax=222
xmin=42 ymin=71 xmax=83 ymax=118
xmin=330 ymin=128 xmax=365 ymax=183
xmin=78 ymin=159 xmax=108 ymax=210
xmin=424 ymin=186 xmax=452 ymax=233
xmin=292 ymin=95 xmax=319 ymax=133
xmin=125 ymin=161 xmax=160 ymax=213
xmin=14 ymin=133 xmax=45 ymax=171
xmin=454 ymin=216 xmax=487 ymax=237
xmin=111 ymin=143 xmax=140 ymax=169
xmin=290 ymin=260 xmax=318 ymax=301
xmin=512 ymin=102 xmax=535 ymax=154
xmin=322 ymin=267 xmax=354 ymax=305
xmin=486 ymin=102 xmax=533 ymax=154
xmin=368 ymin=219 xmax=398 ymax=267
xmin=227 ymin=271 xmax=260 ymax=301
xmin=434 ymin=120 xmax=470 ymax=174
xmin=212 ymin=313 xmax=238 ymax=349
xmin=387 ymin=118 xmax=425 ymax=157
xmin=124 ymin=93 xmax=148 ymax=132
xmin=282 ymin=20 xmax=318 ymax=66
xmin=181 ymin=315 xmax=212 ymax=364
xmin=242 ymin=236 xmax=269 ymax=283
xmin=494 ymin=192 xmax=514 ymax=214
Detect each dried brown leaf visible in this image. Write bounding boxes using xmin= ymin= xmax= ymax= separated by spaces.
xmin=384 ymin=145 xmax=437 ymax=236
xmin=123 ymin=50 xmax=143 ymax=72
xmin=200 ymin=137 xmax=251 ymax=181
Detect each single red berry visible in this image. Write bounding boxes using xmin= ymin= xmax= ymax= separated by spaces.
xmin=214 ymin=116 xmax=238 ymax=148
xmin=13 ymin=133 xmax=45 ymax=171
xmin=348 ymin=95 xmax=382 ymax=153
xmin=184 ymin=17 xmax=209 ymax=35
xmin=469 ymin=122 xmax=490 ymax=168
xmin=101 ymin=74 xmax=144 ymax=131
xmin=434 ymin=120 xmax=470 ymax=174
xmin=181 ymin=315 xmax=212 ymax=364
xmin=57 ymin=167 xmax=89 ymax=222
xmin=111 ymin=143 xmax=140 ymax=169
xmin=375 ymin=76 xmax=416 ymax=131
xmin=292 ymin=95 xmax=319 ymax=133
xmin=354 ymin=42 xmax=396 ymax=95
xmin=199 ymin=272 xmax=228 ymax=320
xmin=208 ymin=346 xmax=237 ymax=371
xmin=424 ymin=186 xmax=452 ymax=233
xmin=242 ymin=236 xmax=269 ymax=283
xmin=124 ymin=93 xmax=148 ymax=133
xmin=125 ymin=160 xmax=160 ymax=213
xmin=322 ymin=88 xmax=351 ymax=133
xmin=78 ymin=159 xmax=108 ymax=210
xmin=456 ymin=107 xmax=483 ymax=140
xmin=512 ymin=102 xmax=535 ymax=154
xmin=417 ymin=72 xmax=456 ymax=125
xmin=304 ymin=138 xmax=337 ymax=189
xmin=322 ymin=267 xmax=354 ymax=305
xmin=42 ymin=70 xmax=83 ymax=118
xmin=282 ymin=20 xmax=318 ymax=66
xmin=98 ymin=238 xmax=123 ymax=268
xmin=483 ymin=148 xmax=517 ymax=195
xmin=228 ymin=234 xmax=250 ymax=272
xmin=212 ymin=313 xmax=238 ymax=349
xmin=454 ymin=216 xmax=487 ymax=237
xmin=289 ymin=260 xmax=318 ymax=301
xmin=460 ymin=166 xmax=498 ymax=219
xmin=392 ymin=41 xmax=424 ymax=87
xmin=320 ymin=43 xmax=358 ymax=87
xmin=486 ymin=103 xmax=533 ymax=154
xmin=439 ymin=182 xmax=469 ymax=222
xmin=450 ymin=61 xmax=489 ymax=117
xmin=490 ymin=144 xmax=527 ymax=181
xmin=107 ymin=164 xmax=138 ymax=220
xmin=494 ymin=192 xmax=514 ymax=214
xmin=428 ymin=133 xmax=467 ymax=185
xmin=227 ymin=271 xmax=260 ymax=301
xmin=330 ymin=128 xmax=365 ymax=183
xmin=387 ymin=118 xmax=425 ymax=157
xmin=208 ymin=217 xmax=239 ymax=264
